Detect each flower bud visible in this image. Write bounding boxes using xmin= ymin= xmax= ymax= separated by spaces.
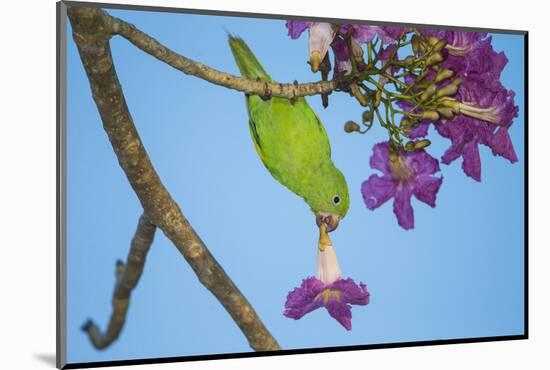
xmin=426 ymin=36 xmax=439 ymax=46
xmin=434 ymin=69 xmax=454 ymax=83
xmin=437 ymin=107 xmax=455 ymax=119
xmin=411 ymin=34 xmax=422 ymax=54
xmin=351 ymin=39 xmax=364 ymax=64
xmin=425 ymin=52 xmax=444 ymax=67
xmin=420 ymin=84 xmax=437 ymax=102
xmin=420 ymin=110 xmax=440 ymax=121
xmin=344 ymin=120 xmax=360 ymax=133
xmin=451 ymin=77 xmax=463 ymax=86
xmin=435 ymin=83 xmax=458 ymax=98
xmin=374 ymin=89 xmax=382 ymax=108
xmin=400 ymin=119 xmax=412 ymax=128
xmin=362 ymin=110 xmax=372 ymax=123
xmin=403 ymin=55 xmax=416 ymax=65
xmin=350 ymin=83 xmax=368 ymax=106
xmin=414 ymin=139 xmax=431 ymax=150
xmin=405 ymin=141 xmax=416 ymax=152
xmin=433 ymin=39 xmax=448 ymax=52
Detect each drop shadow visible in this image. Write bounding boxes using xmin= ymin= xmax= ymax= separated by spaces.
xmin=34 ymin=353 xmax=57 ymax=367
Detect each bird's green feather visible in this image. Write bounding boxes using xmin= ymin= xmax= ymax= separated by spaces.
xmin=228 ymin=36 xmax=349 ymax=219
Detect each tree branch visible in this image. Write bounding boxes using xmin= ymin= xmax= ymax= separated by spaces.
xmin=69 ymin=4 xmax=343 ymax=99
xmin=82 ymin=214 xmax=156 ymax=349
xmin=68 ymin=6 xmax=280 ymax=351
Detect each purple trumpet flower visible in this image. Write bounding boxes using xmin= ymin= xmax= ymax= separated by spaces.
xmin=284 ymin=277 xmax=370 ymax=330
xmin=434 ymin=36 xmax=518 ymax=181
xmin=435 ymin=80 xmax=518 ymax=181
xmin=284 ymin=226 xmax=370 ymax=330
xmin=286 ymin=21 xmax=335 ymax=72
xmin=361 ymin=142 xmax=443 ymax=230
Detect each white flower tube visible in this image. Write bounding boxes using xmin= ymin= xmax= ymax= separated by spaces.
xmin=459 ymin=102 xmax=501 ymax=123
xmin=316 ymin=224 xmax=342 ymax=285
xmin=308 ymin=22 xmax=335 ymax=72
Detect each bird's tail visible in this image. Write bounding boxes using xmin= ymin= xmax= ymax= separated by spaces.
xmin=228 ymin=35 xmax=273 ymax=82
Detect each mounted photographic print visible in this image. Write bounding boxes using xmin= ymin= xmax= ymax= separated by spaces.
xmin=56 ymin=1 xmax=528 ymax=368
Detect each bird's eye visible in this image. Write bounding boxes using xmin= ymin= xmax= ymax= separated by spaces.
xmin=333 ymin=195 xmax=341 ymax=205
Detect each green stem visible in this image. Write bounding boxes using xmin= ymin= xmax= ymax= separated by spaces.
xmin=367 ymin=41 xmax=373 ymax=64
xmin=364 ymin=76 xmax=414 ymax=101
xmin=382 ymin=72 xmax=409 ymax=88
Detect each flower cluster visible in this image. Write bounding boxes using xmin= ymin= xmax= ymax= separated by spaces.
xmin=282 ymin=21 xmax=519 ymax=329
xmin=285 ymin=22 xmax=519 ymax=229
xmin=400 ymin=30 xmax=519 ymax=181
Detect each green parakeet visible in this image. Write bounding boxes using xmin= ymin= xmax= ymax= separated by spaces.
xmin=229 ymin=36 xmax=349 ymax=232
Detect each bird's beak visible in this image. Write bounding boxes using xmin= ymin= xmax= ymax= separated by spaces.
xmin=316 ymin=212 xmax=340 ymax=232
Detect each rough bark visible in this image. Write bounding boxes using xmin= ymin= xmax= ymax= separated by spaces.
xmin=68 ymin=6 xmax=280 ymax=351
xmin=82 ymin=214 xmax=156 ymax=349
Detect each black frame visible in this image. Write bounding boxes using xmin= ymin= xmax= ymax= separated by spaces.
xmin=56 ymin=1 xmax=529 ymax=368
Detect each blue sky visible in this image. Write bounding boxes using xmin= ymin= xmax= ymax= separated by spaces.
xmin=65 ymin=8 xmax=525 ymax=364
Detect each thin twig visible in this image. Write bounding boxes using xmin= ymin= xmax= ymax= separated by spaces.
xmin=82 ymin=214 xmax=156 ymax=349
xmin=67 ymin=4 xmax=341 ymax=99
xmin=68 ymin=6 xmax=280 ymax=351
